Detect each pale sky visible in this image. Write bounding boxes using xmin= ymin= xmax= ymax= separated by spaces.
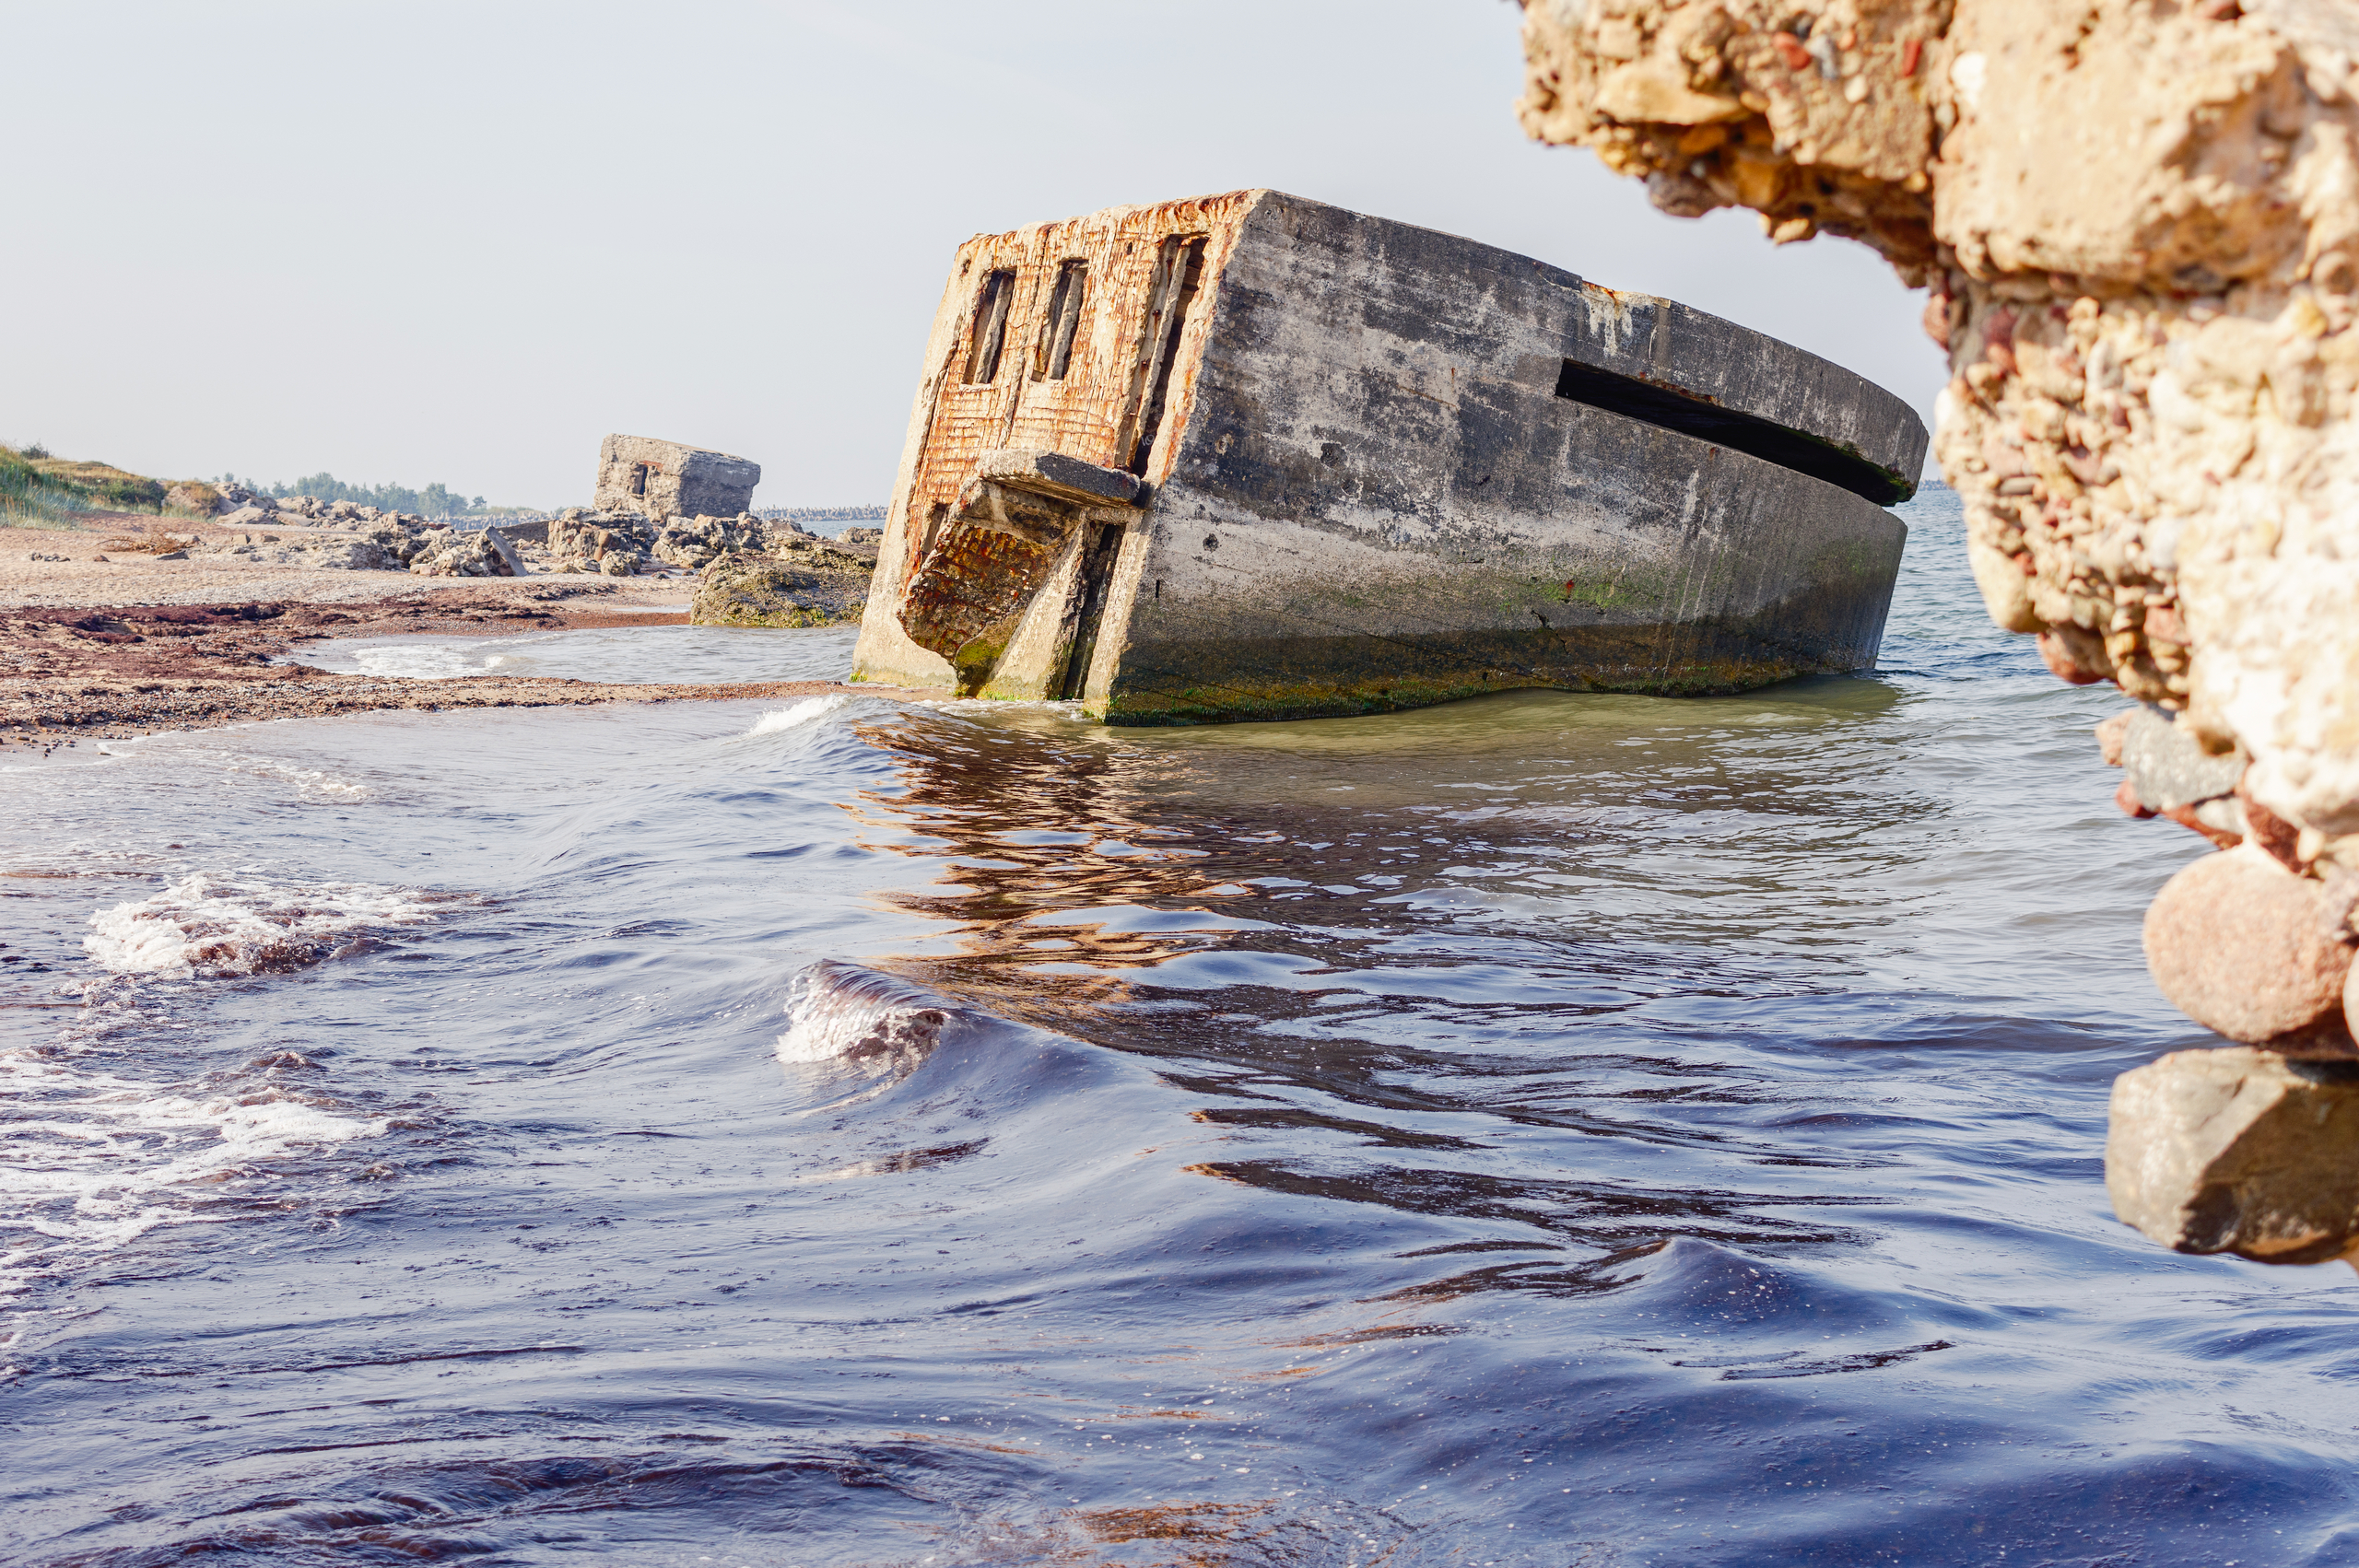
xmin=3 ymin=1 xmax=1943 ymax=509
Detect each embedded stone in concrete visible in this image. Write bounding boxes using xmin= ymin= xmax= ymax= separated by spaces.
xmin=593 ymin=435 xmax=760 ymax=521
xmin=2142 ymin=846 xmax=2356 ymax=1045
xmin=2108 ymin=1047 xmax=2359 ymax=1265
xmin=2118 ymin=708 xmax=2247 ymax=812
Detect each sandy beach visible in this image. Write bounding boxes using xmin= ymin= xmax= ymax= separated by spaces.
xmin=0 ymin=514 xmax=902 ymax=748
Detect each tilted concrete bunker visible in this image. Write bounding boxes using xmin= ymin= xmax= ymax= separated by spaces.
xmin=851 ymin=190 xmax=1928 ymax=724
xmin=593 ymin=434 xmax=760 ymax=521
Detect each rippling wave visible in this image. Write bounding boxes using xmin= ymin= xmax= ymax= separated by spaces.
xmin=6 ymin=496 xmax=2358 ymax=1565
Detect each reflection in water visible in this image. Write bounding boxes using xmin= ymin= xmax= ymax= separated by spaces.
xmin=8 ymin=495 xmax=2359 ymax=1566
xmin=290 ymin=621 xmax=863 ymax=684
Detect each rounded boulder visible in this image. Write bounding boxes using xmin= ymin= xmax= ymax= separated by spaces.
xmin=2144 ymin=846 xmax=2356 ymax=1043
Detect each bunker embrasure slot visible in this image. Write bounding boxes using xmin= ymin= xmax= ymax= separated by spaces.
xmin=1037 ymin=261 xmax=1088 ymax=381
xmin=964 ymin=270 xmax=1016 ymax=385
xmin=1055 ymin=521 xmax=1126 ymax=700
xmin=1553 ymin=357 xmax=1913 ymax=506
xmin=1122 ymin=236 xmax=1208 ymax=476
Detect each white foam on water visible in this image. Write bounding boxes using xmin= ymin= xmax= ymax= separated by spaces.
xmin=777 ymin=961 xmax=953 ymax=1065
xmin=218 ymin=755 xmax=373 ymax=799
xmin=0 ymin=1047 xmax=391 ymax=1335
xmin=346 ymin=642 xmax=490 ymax=680
xmin=742 ymin=696 xmax=847 ymax=738
xmin=83 ymin=874 xmax=457 ymax=979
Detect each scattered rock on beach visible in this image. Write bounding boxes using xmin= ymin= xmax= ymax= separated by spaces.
xmin=547 ymin=509 xmax=654 ymax=576
xmin=653 ymin=511 xmax=787 ymax=570
xmin=545 ymin=507 xmax=884 ymax=580
xmin=400 ymin=526 xmax=524 ymax=579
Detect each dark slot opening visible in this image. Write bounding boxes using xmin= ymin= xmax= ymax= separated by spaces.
xmin=1124 ymin=236 xmax=1208 ymax=476
xmin=1552 ymin=357 xmax=1910 ymax=505
xmin=1055 ymin=522 xmax=1126 ymax=701
xmin=963 ymin=270 xmax=1016 ymax=385
xmin=628 ymin=463 xmax=649 ymax=497
xmin=919 ymin=500 xmax=951 ymax=559
xmin=1036 ymin=260 xmax=1088 ymax=380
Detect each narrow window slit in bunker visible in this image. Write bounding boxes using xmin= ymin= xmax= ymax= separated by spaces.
xmin=1037 ymin=260 xmax=1088 ymax=380
xmin=963 ymin=270 xmax=1016 ymax=385
xmin=1124 ymin=236 xmax=1209 ymax=475
xmin=628 ymin=463 xmax=650 ymax=497
xmin=1552 ymin=357 xmax=1909 ymax=505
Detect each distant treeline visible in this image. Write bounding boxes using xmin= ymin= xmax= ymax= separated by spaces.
xmin=217 ymin=472 xmax=487 ymax=519
xmin=759 ymin=505 xmax=887 ymax=521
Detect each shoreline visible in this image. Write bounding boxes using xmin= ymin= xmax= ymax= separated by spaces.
xmin=1 ymin=521 xmax=908 ymax=747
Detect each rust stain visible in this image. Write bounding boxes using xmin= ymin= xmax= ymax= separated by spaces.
xmin=912 ymin=193 xmax=1255 ymax=516
xmin=887 ymin=194 xmax=1259 ymax=696
xmin=898 ymin=498 xmax=1071 ymax=686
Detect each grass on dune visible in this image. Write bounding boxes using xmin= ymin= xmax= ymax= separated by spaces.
xmin=1 ymin=443 xmax=176 ymax=529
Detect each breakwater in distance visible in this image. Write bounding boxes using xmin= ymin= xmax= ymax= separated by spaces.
xmin=6 ymin=486 xmax=2356 ymax=1565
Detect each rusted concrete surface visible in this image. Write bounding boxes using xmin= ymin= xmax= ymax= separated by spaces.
xmin=593 ymin=435 xmax=760 ymax=521
xmin=851 ymin=190 xmax=1924 ymax=724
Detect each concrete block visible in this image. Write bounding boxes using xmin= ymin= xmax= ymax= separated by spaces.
xmin=851 ymin=190 xmax=1921 ymax=723
xmin=593 ymin=435 xmax=759 ymax=521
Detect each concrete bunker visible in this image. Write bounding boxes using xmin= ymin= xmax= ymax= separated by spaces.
xmin=851 ymin=189 xmax=1926 ymax=725
xmin=593 ymin=435 xmax=761 ymax=521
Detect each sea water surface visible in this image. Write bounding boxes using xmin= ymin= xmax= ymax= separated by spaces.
xmin=6 ymin=488 xmax=2356 ymax=1566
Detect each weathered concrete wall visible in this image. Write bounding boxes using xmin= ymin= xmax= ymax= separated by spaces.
xmin=593 ymin=434 xmax=760 ymax=521
xmin=1109 ymin=191 xmax=1916 ymax=722
xmin=854 ymin=189 xmax=1922 ymax=722
xmin=1509 ymin=0 xmax=2359 ymax=1252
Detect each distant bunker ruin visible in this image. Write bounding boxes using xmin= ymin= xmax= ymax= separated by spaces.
xmin=595 ymin=435 xmax=760 ymax=521
xmin=850 ymin=189 xmax=1928 ymax=726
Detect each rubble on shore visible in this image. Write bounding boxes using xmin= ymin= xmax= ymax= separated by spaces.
xmin=545 ymin=507 xmax=878 ymax=578
xmin=5 ymin=439 xmax=891 ymax=745
xmin=0 ymin=586 xmax=907 ymax=748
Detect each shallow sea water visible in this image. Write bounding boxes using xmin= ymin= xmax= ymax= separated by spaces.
xmin=284 ymin=623 xmax=862 ymax=685
xmin=6 ymin=487 xmax=2357 ymax=1566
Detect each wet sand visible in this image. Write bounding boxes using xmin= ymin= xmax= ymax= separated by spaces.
xmin=0 ymin=515 xmax=908 ymax=748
